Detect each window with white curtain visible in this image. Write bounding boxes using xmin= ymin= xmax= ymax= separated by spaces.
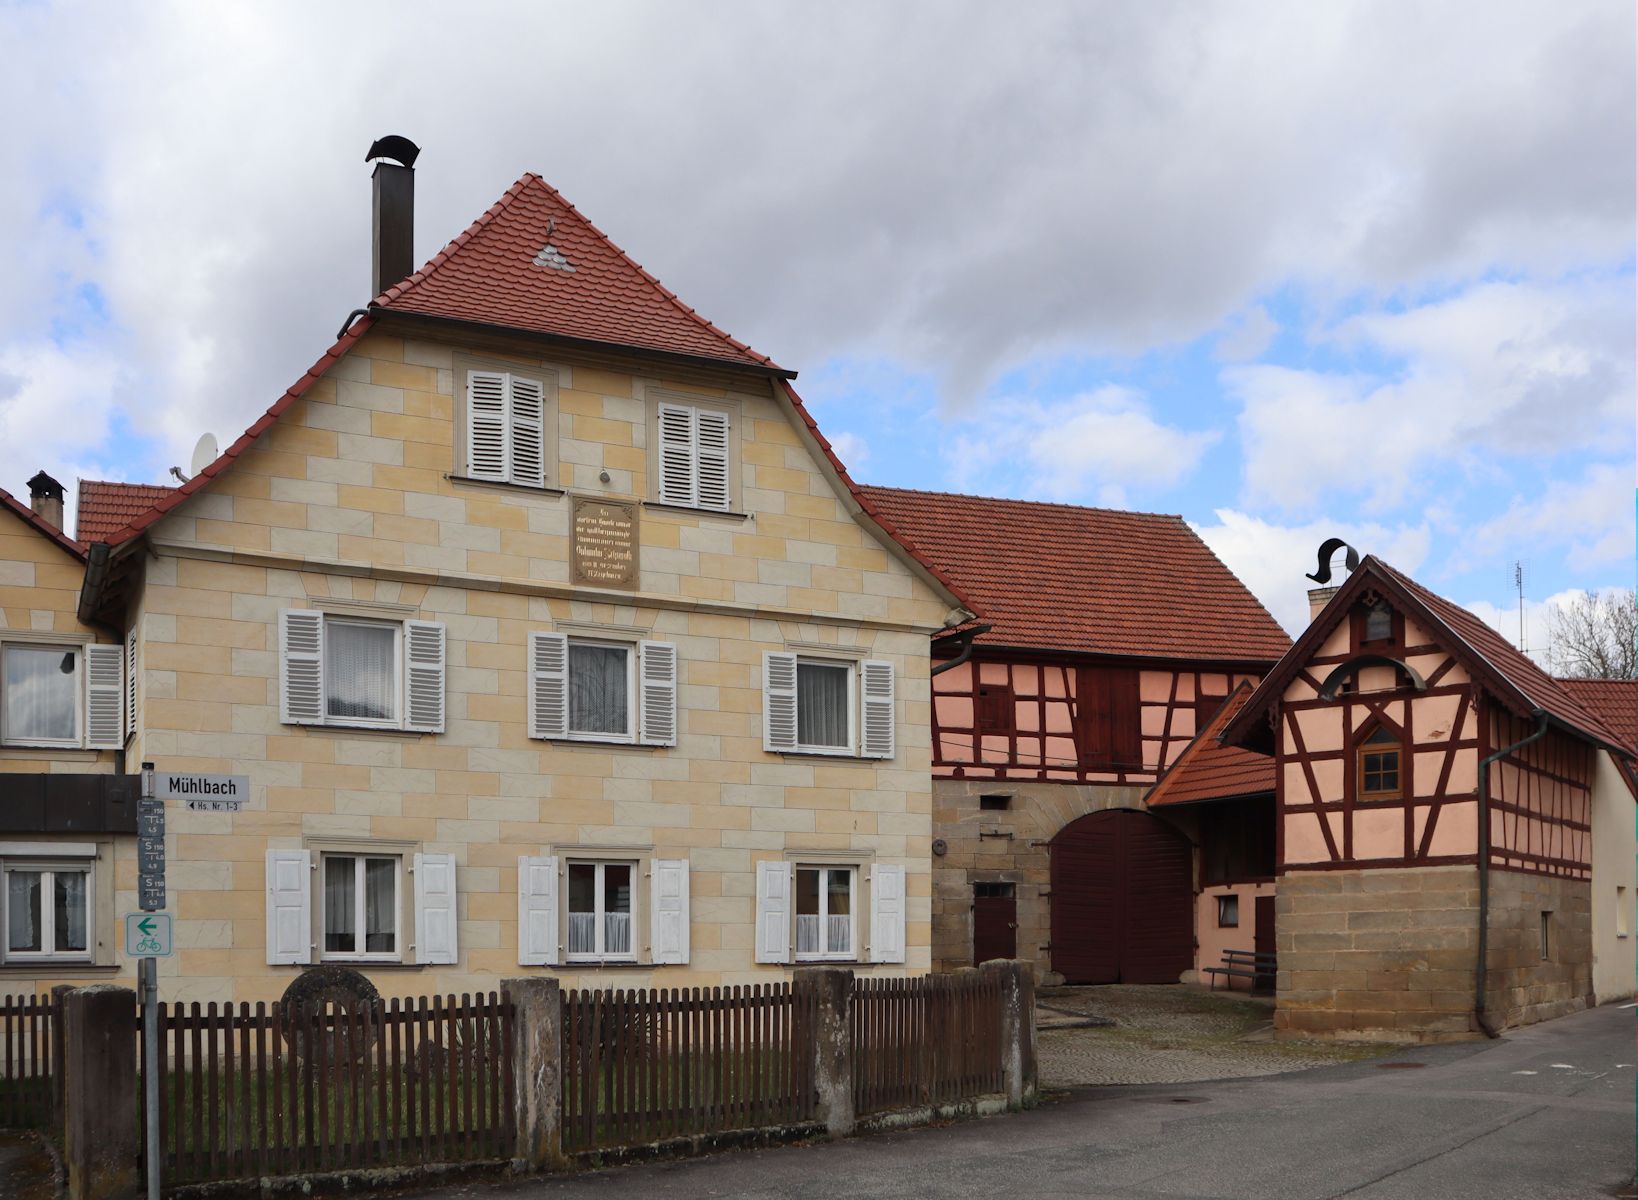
xmin=566 ymin=861 xmax=634 ymax=961
xmin=324 ymin=618 xmax=400 ymax=726
xmin=796 ymin=660 xmax=851 ymax=752
xmin=3 ymin=863 xmax=91 ymax=961
xmin=1 ymin=644 xmax=80 ymax=746
xmin=568 ymin=641 xmax=632 ymax=740
xmin=795 ymin=866 xmax=854 ymax=960
xmin=321 ymin=854 xmax=400 ymax=960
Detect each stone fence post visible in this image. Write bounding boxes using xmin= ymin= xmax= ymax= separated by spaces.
xmin=794 ymin=966 xmax=855 ymax=1137
xmin=50 ymin=982 xmax=74 ymax=1135
xmin=505 ymin=977 xmax=565 ymax=1172
xmin=982 ymin=959 xmax=1038 ymax=1108
xmin=63 ymin=985 xmax=139 ymax=1200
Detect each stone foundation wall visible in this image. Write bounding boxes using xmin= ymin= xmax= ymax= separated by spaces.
xmin=1484 ymin=871 xmax=1591 ymax=1029
xmin=1276 ymin=865 xmax=1480 ymax=1043
xmin=930 ymin=778 xmax=1150 ymax=980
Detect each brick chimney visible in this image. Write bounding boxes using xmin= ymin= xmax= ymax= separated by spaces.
xmin=1308 ymin=586 xmax=1340 ymax=623
xmin=26 ymin=471 xmax=64 ymax=531
xmin=366 ymin=136 xmax=420 ymax=297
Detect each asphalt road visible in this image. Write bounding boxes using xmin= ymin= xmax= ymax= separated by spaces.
xmin=425 ymin=1001 xmax=1636 ymax=1200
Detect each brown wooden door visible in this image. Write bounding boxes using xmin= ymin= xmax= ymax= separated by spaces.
xmin=1050 ymin=809 xmax=1194 ymax=985
xmin=1254 ymin=894 xmax=1276 ymax=991
xmin=972 ymin=883 xmax=1017 ymax=965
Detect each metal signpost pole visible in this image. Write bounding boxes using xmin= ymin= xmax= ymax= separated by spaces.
xmin=139 ymin=762 xmax=162 ymax=1200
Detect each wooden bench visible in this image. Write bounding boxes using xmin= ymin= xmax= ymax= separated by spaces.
xmin=1202 ymin=948 xmax=1276 ymax=992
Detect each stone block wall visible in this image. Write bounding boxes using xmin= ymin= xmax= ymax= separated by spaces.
xmin=1484 ymin=871 xmax=1591 ymax=1028
xmin=1275 ymin=865 xmax=1481 ymax=1042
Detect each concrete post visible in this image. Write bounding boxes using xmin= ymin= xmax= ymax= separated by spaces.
xmin=504 ymin=977 xmax=565 ymax=1172
xmin=49 ymin=983 xmax=74 ymax=1135
xmin=62 ymin=985 xmax=138 ymax=1200
xmin=983 ymin=959 xmax=1038 ymax=1108
xmin=794 ymin=966 xmax=855 ymax=1137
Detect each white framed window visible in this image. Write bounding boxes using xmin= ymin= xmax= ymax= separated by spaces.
xmin=763 ymin=653 xmax=894 ymax=758
xmin=279 ymin=610 xmax=445 ymax=733
xmin=795 ymin=866 xmax=856 ymax=961
xmin=566 ymin=861 xmax=635 ymax=962
xmin=655 ymin=401 xmax=732 ymax=511
xmin=462 ymin=368 xmax=549 ymax=488
xmin=3 ymin=862 xmax=92 ymax=963
xmin=0 ymin=641 xmax=124 ymax=751
xmin=321 ymin=853 xmax=401 ymax=962
xmin=528 ymin=634 xmax=676 ymax=746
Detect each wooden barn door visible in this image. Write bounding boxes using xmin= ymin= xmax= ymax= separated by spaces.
xmin=1050 ymin=809 xmax=1194 ymax=985
xmin=972 ymin=883 xmax=1017 ymax=965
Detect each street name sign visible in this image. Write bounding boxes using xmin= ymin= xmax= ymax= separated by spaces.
xmin=124 ymin=912 xmax=173 ymax=958
xmin=155 ymin=773 xmax=249 ymax=810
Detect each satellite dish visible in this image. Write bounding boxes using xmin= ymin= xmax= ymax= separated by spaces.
xmin=189 ymin=433 xmax=218 ymax=477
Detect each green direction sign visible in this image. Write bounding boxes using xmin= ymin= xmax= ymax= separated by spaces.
xmin=124 ymin=912 xmax=173 ymax=958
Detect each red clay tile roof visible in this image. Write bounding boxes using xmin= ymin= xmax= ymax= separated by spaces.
xmin=0 ymin=486 xmax=85 ymax=558
xmin=1554 ymin=678 xmax=1637 ymax=752
xmin=373 ymin=174 xmax=787 ymax=375
xmin=77 ymin=480 xmax=176 ymax=544
xmin=1223 ymin=557 xmax=1632 ymax=757
xmin=855 ymin=486 xmax=1291 ymax=662
xmin=1147 ymin=682 xmax=1275 ymax=807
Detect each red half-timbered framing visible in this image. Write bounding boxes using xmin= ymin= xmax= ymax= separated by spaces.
xmin=1487 ymin=710 xmax=1593 ymax=880
xmin=932 ymin=651 xmax=1260 ymax=784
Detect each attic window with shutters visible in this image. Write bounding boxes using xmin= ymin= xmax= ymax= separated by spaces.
xmin=458 ymin=362 xmax=557 ymax=489
xmin=653 ymin=399 xmax=735 ymax=512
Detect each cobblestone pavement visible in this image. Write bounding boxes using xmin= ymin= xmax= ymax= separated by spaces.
xmin=1038 ymin=984 xmax=1399 ymax=1085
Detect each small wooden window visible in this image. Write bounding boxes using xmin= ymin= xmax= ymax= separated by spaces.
xmin=1363 ymin=601 xmax=1393 ymax=643
xmin=1217 ymin=895 xmax=1239 ymax=927
xmin=975 ymin=683 xmax=1014 ymax=734
xmin=1357 ymin=725 xmax=1401 ymax=801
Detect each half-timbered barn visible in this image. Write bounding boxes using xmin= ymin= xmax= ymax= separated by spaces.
xmin=856 ymin=487 xmax=1291 ymax=984
xmin=1213 ymin=557 xmax=1637 ymax=1041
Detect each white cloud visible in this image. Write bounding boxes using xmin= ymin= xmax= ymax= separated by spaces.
xmin=1467 ymin=461 xmax=1634 ymax=572
xmin=0 ymin=0 xmax=1629 ymax=498
xmin=827 ymin=431 xmax=870 ymax=472
xmin=1213 ymin=304 xmax=1279 ymax=362
xmin=1230 ymin=278 xmax=1633 ymax=512
xmin=945 ymin=385 xmax=1218 ymax=502
xmin=1461 ymin=586 xmax=1630 ymax=672
xmin=1190 ymin=509 xmax=1433 ymax=634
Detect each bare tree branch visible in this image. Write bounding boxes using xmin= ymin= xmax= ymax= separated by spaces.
xmin=1546 ymin=589 xmax=1637 ymax=679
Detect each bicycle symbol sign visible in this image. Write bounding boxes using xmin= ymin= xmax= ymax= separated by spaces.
xmin=124 ymin=912 xmax=173 ymax=958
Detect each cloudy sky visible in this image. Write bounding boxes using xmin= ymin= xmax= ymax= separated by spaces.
xmin=2 ymin=2 xmax=1631 ymax=650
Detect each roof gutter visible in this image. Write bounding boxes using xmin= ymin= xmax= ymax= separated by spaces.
xmin=930 ymin=624 xmax=992 ymax=677
xmin=1473 ymin=708 xmax=1549 ymax=1039
xmin=76 ymin=541 xmax=113 ymax=628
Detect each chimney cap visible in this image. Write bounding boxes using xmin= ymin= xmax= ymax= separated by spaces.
xmin=26 ymin=471 xmax=64 ymax=501
xmin=366 ymin=135 xmax=420 ymax=169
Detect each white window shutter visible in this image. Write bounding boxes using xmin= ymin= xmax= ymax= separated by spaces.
xmin=124 ymin=629 xmax=137 ymax=740
xmin=657 ymin=402 xmax=696 ymax=506
xmin=650 ymin=858 xmax=690 ymax=965
xmin=517 ymin=855 xmax=559 ymax=966
xmin=860 ymin=660 xmax=895 ymax=759
xmin=638 ymin=640 xmax=678 ymax=746
xmin=466 ymin=370 xmax=509 ymax=481
xmin=528 ymin=632 xmax=569 ymax=739
xmin=754 ymin=860 xmax=793 ymax=964
xmin=763 ymin=652 xmax=798 ymax=752
xmin=508 ymin=376 xmax=547 ymax=487
xmin=695 ymin=408 xmax=731 ymax=511
xmin=265 ymin=849 xmax=312 ymax=965
xmin=870 ymin=864 xmax=906 ymax=964
xmin=403 ymin=620 xmax=446 ymax=733
xmin=84 ymin=643 xmax=123 ymax=750
xmin=279 ymin=609 xmax=324 ymax=725
xmin=413 ymin=852 xmax=458 ymax=965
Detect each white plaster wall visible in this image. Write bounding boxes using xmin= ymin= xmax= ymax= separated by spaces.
xmin=1590 ymin=748 xmax=1635 ymax=1004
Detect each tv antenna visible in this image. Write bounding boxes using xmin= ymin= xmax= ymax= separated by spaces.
xmin=1513 ymin=560 xmax=1529 ymax=652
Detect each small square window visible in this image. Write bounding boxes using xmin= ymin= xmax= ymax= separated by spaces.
xmin=979 ymin=794 xmax=1012 ymax=812
xmin=1364 ymin=601 xmax=1393 ymax=643
xmin=1217 ymin=895 xmax=1240 ymax=928
xmin=321 ymin=854 xmax=401 ymax=961
xmin=2 ymin=644 xmax=80 ymax=746
xmin=3 ymin=863 xmax=92 ymax=961
xmin=795 ymin=866 xmax=855 ymax=960
xmin=567 ymin=861 xmax=635 ymax=961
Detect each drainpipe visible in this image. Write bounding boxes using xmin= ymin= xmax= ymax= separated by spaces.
xmin=1473 ymin=709 xmax=1549 ymax=1038
xmin=930 ymin=624 xmax=993 ymax=677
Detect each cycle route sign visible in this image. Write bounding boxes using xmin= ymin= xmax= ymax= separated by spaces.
xmin=124 ymin=912 xmax=173 ymax=958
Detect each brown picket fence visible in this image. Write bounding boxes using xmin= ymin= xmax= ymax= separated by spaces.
xmin=851 ymin=972 xmax=1004 ymax=1115
xmin=560 ymin=982 xmax=818 ymax=1152
xmin=142 ymin=993 xmax=514 ymax=1185
xmin=0 ymin=993 xmax=57 ymax=1130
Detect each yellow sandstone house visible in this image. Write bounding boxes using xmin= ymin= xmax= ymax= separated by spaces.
xmin=5 ymin=141 xmax=972 ymax=1002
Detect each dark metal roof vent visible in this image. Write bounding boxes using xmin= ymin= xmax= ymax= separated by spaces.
xmin=366 ymin=136 xmax=420 ymax=297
